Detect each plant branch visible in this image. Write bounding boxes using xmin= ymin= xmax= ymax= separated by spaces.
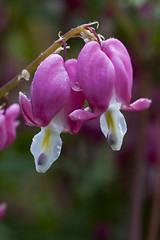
xmin=0 ymin=22 xmax=98 ymax=99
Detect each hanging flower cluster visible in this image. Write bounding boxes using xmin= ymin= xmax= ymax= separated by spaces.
xmin=0 ymin=23 xmax=151 ymax=173
xmin=70 ymin=38 xmax=151 ymax=150
xmin=19 ymin=36 xmax=151 ymax=173
xmin=19 ymin=55 xmax=85 ymax=173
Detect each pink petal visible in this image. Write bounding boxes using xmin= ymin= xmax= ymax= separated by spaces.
xmin=5 ymin=104 xmax=20 ymax=120
xmin=77 ymin=41 xmax=115 ymax=113
xmin=0 ymin=109 xmax=4 ymax=114
xmin=121 ymin=98 xmax=152 ymax=111
xmin=31 ymin=54 xmax=71 ymax=126
xmin=19 ymin=92 xmax=40 ymax=126
xmin=102 ymin=38 xmax=133 ymax=105
xmin=4 ymin=104 xmax=20 ymax=148
xmin=0 ymin=114 xmax=7 ymax=151
xmin=63 ymin=59 xmax=85 ymax=134
xmin=64 ymin=59 xmax=81 ymax=91
xmin=63 ymin=90 xmax=85 ymax=134
xmin=69 ymin=108 xmax=99 ymax=122
xmin=62 ymin=121 xmax=83 ymax=135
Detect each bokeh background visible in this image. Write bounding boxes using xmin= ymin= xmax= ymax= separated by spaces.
xmin=0 ymin=0 xmax=160 ymax=239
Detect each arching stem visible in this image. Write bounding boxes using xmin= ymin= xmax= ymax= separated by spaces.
xmin=0 ymin=22 xmax=98 ymax=99
xmin=85 ymin=25 xmax=101 ymax=46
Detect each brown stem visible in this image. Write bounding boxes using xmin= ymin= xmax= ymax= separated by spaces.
xmin=0 ymin=23 xmax=98 ymax=99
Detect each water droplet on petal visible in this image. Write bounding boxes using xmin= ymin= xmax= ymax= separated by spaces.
xmin=71 ymin=82 xmax=82 ymax=92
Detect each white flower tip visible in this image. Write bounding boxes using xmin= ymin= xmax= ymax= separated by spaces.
xmin=35 ymin=149 xmax=60 ymax=173
xmin=108 ymin=133 xmax=121 ymax=151
xmin=31 ymin=127 xmax=63 ymax=173
xmin=100 ymin=106 xmax=127 ymax=151
xmin=36 ymin=153 xmax=52 ymax=173
xmin=37 ymin=153 xmax=46 ymax=166
xmin=35 ymin=152 xmax=50 ymax=173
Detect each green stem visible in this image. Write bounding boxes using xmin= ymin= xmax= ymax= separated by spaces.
xmin=0 ymin=23 xmax=98 ymax=99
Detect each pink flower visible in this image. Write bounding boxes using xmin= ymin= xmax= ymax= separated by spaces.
xmin=0 ymin=203 xmax=6 ymax=221
xmin=0 ymin=104 xmax=20 ymax=151
xmin=70 ymin=38 xmax=151 ymax=150
xmin=19 ymin=54 xmax=84 ymax=173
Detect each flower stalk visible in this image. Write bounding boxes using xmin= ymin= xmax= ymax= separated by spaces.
xmin=0 ymin=22 xmax=98 ymax=99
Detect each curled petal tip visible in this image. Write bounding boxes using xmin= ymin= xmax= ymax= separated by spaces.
xmin=69 ymin=109 xmax=99 ymax=122
xmin=19 ymin=92 xmax=39 ymax=126
xmin=121 ymin=98 xmax=152 ymax=112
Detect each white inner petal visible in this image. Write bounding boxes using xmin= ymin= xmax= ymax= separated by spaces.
xmin=100 ymin=102 xmax=127 ymax=151
xmin=30 ymin=127 xmax=62 ymax=173
xmin=30 ymin=114 xmax=64 ymax=173
xmin=100 ymin=113 xmax=108 ymax=138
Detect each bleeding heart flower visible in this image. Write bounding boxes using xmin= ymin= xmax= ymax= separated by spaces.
xmin=19 ymin=54 xmax=84 ymax=173
xmin=0 ymin=104 xmax=20 ymax=151
xmin=70 ymin=39 xmax=151 ymax=150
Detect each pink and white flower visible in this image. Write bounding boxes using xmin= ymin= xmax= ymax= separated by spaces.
xmin=19 ymin=54 xmax=84 ymax=173
xmin=0 ymin=104 xmax=20 ymax=151
xmin=70 ymin=38 xmax=151 ymax=150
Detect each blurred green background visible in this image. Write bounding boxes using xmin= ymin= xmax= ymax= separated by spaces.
xmin=0 ymin=0 xmax=160 ymax=239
